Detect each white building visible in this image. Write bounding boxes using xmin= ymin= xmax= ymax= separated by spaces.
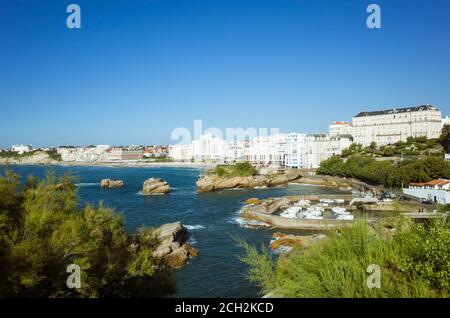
xmin=192 ymin=134 xmax=227 ymax=162
xmin=169 ymin=132 xmax=352 ymax=169
xmin=284 ymin=133 xmax=307 ymax=169
xmin=245 ymin=134 xmax=286 ymax=167
xmin=442 ymin=116 xmax=450 ymax=129
xmin=224 ymin=140 xmax=247 ymax=163
xmin=169 ymin=144 xmax=194 ymax=161
xmin=352 ymin=105 xmax=442 ymax=147
xmin=11 ymin=144 xmax=32 ymax=154
xmin=329 ymin=121 xmax=354 ymax=137
xmin=445 ymin=154 xmax=450 ymax=162
xmin=284 ymin=134 xmax=352 ymax=169
xmin=104 ymin=147 xmax=143 ymax=161
xmin=403 ymin=179 xmax=450 ymax=204
xmin=57 ymin=145 xmax=110 ymax=162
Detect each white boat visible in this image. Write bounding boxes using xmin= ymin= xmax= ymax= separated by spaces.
xmin=319 ymin=198 xmax=334 ymax=206
xmin=280 ymin=206 xmax=302 ymax=219
xmin=335 ymin=199 xmax=345 ymax=204
xmin=306 ymin=215 xmax=323 ymax=220
xmin=294 ymin=199 xmax=311 ymax=207
xmin=336 ymin=214 xmax=354 ymax=220
xmin=297 ymin=206 xmax=324 ymax=219
xmin=331 ymin=207 xmax=349 ymax=215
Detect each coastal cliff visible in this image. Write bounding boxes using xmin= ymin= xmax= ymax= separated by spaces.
xmin=196 ymin=163 xmax=303 ymax=192
xmin=0 ymin=151 xmax=60 ymax=165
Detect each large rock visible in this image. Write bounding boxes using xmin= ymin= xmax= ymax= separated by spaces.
xmin=260 ymin=197 xmax=291 ymax=214
xmin=151 ymin=221 xmax=198 ymax=268
xmin=270 ymin=232 xmax=326 ymax=250
xmin=245 ymin=198 xmax=262 ymax=205
xmin=142 ymin=178 xmax=170 ymax=195
xmin=100 ymin=179 xmax=124 ymax=188
xmin=196 ymin=170 xmax=303 ymax=193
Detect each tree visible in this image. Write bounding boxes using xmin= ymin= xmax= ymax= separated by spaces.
xmin=0 ymin=171 xmax=176 ymax=298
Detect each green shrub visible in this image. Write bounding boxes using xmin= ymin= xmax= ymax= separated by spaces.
xmin=317 ymin=152 xmax=450 ymax=188
xmin=239 ymin=219 xmax=450 ymax=298
xmin=210 ymin=162 xmax=258 ymax=178
xmin=0 ymin=170 xmax=175 ymax=298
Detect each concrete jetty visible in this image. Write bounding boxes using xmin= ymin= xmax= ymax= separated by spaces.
xmin=241 ymin=208 xmax=353 ymax=230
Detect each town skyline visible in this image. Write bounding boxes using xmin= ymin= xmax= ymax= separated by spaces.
xmin=3 ymin=104 xmax=448 ymax=171
xmin=2 ymin=103 xmax=448 ymax=149
xmin=2 ymin=0 xmax=450 ymax=147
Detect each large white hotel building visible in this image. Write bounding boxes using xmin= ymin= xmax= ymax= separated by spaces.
xmin=352 ymin=104 xmax=442 ymax=146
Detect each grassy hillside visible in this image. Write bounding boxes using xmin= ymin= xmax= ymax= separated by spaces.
xmin=0 ymin=149 xmax=61 ymax=161
xmin=317 ymin=136 xmax=450 ymax=188
xmin=209 ymin=162 xmax=258 ymax=178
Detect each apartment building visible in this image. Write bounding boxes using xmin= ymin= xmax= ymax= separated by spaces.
xmin=329 ymin=121 xmax=354 ymax=137
xmin=11 ymin=144 xmax=32 ymax=154
xmin=352 ymin=105 xmax=442 ymax=146
xmin=105 ymin=147 xmax=143 ymax=161
xmin=245 ymin=134 xmax=286 ymax=167
xmin=284 ymin=134 xmax=352 ymax=169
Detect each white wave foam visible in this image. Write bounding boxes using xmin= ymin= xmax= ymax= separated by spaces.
xmin=185 ymin=225 xmax=205 ymax=230
xmin=187 ymin=235 xmax=197 ymax=245
xmin=75 ymin=183 xmax=99 ymax=187
xmin=229 ymin=215 xmax=271 ymax=229
xmin=272 ymin=246 xmax=293 ymax=254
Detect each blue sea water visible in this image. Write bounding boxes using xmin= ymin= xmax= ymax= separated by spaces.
xmin=0 ymin=165 xmax=349 ymax=297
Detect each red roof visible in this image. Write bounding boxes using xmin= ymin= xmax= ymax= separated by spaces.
xmin=332 ymin=121 xmax=350 ymax=125
xmin=410 ymin=179 xmax=450 ymax=187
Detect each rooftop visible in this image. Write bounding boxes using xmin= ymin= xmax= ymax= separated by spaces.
xmin=331 ymin=121 xmax=351 ymax=125
xmin=354 ymin=105 xmax=438 ymax=118
xmin=409 ymin=179 xmax=450 ymax=187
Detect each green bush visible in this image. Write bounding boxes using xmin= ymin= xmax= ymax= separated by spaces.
xmin=210 ymin=162 xmax=258 ymax=178
xmin=317 ymin=153 xmax=450 ymax=188
xmin=0 ymin=170 xmax=175 ymax=298
xmin=239 ymin=219 xmax=450 ymax=297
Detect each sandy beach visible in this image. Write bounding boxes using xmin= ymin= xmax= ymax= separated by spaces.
xmin=1 ymin=159 xmax=215 ymax=170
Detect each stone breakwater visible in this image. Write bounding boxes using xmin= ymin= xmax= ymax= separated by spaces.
xmin=196 ymin=170 xmax=303 ymax=193
xmin=240 ymin=195 xmax=354 ymax=230
xmin=152 ymin=221 xmax=199 ymax=268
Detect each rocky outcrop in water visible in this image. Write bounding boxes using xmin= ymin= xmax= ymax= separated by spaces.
xmin=270 ymin=232 xmax=326 ymax=250
xmin=196 ymin=170 xmax=303 ymax=193
xmin=142 ymin=178 xmax=170 ymax=195
xmin=152 ymin=221 xmax=198 ymax=268
xmin=100 ymin=179 xmax=124 ymax=188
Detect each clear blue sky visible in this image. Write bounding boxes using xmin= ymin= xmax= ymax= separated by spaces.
xmin=1 ymin=0 xmax=449 ymax=147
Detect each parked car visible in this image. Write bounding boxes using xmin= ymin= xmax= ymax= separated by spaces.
xmin=420 ymin=198 xmax=434 ymax=204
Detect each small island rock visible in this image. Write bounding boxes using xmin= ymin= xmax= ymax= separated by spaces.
xmin=151 ymin=221 xmax=199 ymax=268
xmin=100 ymin=179 xmax=124 ymax=188
xmin=270 ymin=232 xmax=326 ymax=250
xmin=142 ymin=178 xmax=170 ymax=195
